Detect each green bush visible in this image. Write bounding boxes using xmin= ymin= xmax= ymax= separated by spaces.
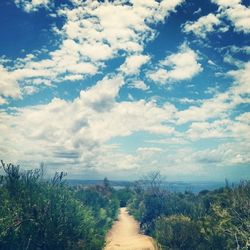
xmin=0 ymin=161 xmax=119 ymax=250
xmin=127 ymin=173 xmax=250 ymax=250
xmin=155 ymin=215 xmax=202 ymax=250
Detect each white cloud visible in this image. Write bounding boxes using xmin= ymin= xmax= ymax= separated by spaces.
xmin=22 ymin=86 xmax=39 ymax=95
xmin=136 ymin=147 xmax=163 ymax=161
xmin=59 ymin=0 xmax=183 ymax=58
xmin=146 ymin=137 xmax=188 ymax=145
xmin=176 ymin=92 xmax=232 ymax=124
xmin=0 ymin=73 xmax=178 ymax=174
xmin=229 ymin=61 xmax=250 ymax=95
xmin=63 ymin=74 xmax=83 ymax=81
xmin=128 ymin=80 xmax=150 ymax=90
xmin=0 ymin=96 xmax=8 ymax=105
xmin=0 ymin=65 xmax=21 ymax=99
xmin=223 ymin=53 xmax=243 ymax=67
xmin=176 ymin=60 xmax=250 ymax=125
xmin=5 ymin=0 xmax=183 ymax=101
xmin=78 ymin=43 xmax=114 ymax=62
xmin=32 ymin=79 xmax=51 ymax=86
xmin=137 ymin=147 xmax=163 ymax=153
xmin=183 ymin=1 xmax=250 ymax=38
xmin=212 ymin=0 xmax=250 ymax=34
xmin=183 ymin=13 xmax=221 ymax=38
xmin=120 ymin=54 xmax=150 ymax=75
xmin=208 ymin=59 xmax=216 ymax=66
xmin=4 ymin=0 xmax=249 ymax=179
xmin=178 ymin=97 xmax=202 ymax=105
xmin=194 ymin=141 xmax=250 ymax=166
xmin=0 ymin=42 xmax=99 ymax=100
xmin=14 ymin=0 xmax=50 ymax=12
xmin=224 ymin=4 xmax=250 ymax=33
xmin=186 ymin=119 xmax=231 ymax=140
xmin=128 ymin=93 xmax=134 ymax=101
xmin=194 ymin=8 xmax=202 ymax=15
xmin=211 ymin=0 xmax=241 ymax=8
xmin=129 ymin=139 xmax=250 ymax=180
xmin=236 ymin=112 xmax=250 ymax=123
xmin=148 ymin=43 xmax=202 ymax=84
xmin=229 ymin=45 xmax=250 ymax=54
xmin=148 ymin=68 xmax=169 ymax=84
xmin=66 ymin=62 xmax=98 ymax=75
xmin=79 ymin=75 xmax=124 ymax=113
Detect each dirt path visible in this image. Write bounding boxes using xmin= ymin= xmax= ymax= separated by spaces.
xmin=104 ymin=207 xmax=156 ymax=250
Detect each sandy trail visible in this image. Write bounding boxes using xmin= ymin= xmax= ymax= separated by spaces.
xmin=104 ymin=207 xmax=156 ymax=250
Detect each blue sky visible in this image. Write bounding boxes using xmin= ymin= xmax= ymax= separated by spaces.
xmin=0 ymin=0 xmax=249 ymax=181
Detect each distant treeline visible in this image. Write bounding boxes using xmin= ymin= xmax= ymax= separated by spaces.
xmin=0 ymin=161 xmax=119 ymax=250
xmin=127 ymin=172 xmax=250 ymax=250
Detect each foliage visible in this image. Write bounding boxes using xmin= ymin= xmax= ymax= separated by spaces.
xmin=1 ymin=161 xmax=249 ymax=250
xmin=75 ymin=179 xmax=119 ymax=235
xmin=155 ymin=215 xmax=202 ymax=250
xmin=0 ymin=161 xmax=119 ymax=250
xmin=115 ymin=187 xmax=133 ymax=207
xmin=128 ymin=172 xmax=250 ymax=250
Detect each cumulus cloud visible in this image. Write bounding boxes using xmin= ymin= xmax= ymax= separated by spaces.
xmin=63 ymin=74 xmax=84 ymax=81
xmin=0 ymin=96 xmax=8 ymax=105
xmin=22 ymin=86 xmax=39 ymax=95
xmin=211 ymin=0 xmax=241 ymax=7
xmin=224 ymin=4 xmax=250 ymax=33
xmin=0 ymin=65 xmax=21 ymax=99
xmin=148 ymin=43 xmax=202 ymax=84
xmin=183 ymin=13 xmax=221 ymax=38
xmin=229 ymin=61 xmax=250 ymax=94
xmin=58 ymin=0 xmax=183 ymax=59
xmin=176 ymin=59 xmax=250 ymax=125
xmin=0 ymin=39 xmax=99 ymax=101
xmin=4 ymin=0 xmax=249 ymax=179
xmin=120 ymin=54 xmax=150 ymax=75
xmin=128 ymin=80 xmax=150 ymax=91
xmin=5 ymin=0 xmax=183 ymax=102
xmin=186 ymin=119 xmax=231 ymax=140
xmin=194 ymin=141 xmax=250 ymax=166
xmin=79 ymin=75 xmax=124 ymax=113
xmin=0 ymin=74 xmax=177 ymax=174
xmin=183 ymin=1 xmax=250 ymax=38
xmin=14 ymin=0 xmax=51 ymax=12
xmin=212 ymin=0 xmax=250 ymax=34
xmin=176 ymin=92 xmax=232 ymax=124
xmin=236 ymin=112 xmax=250 ymax=123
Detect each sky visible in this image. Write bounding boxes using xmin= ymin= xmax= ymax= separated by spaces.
xmin=0 ymin=0 xmax=249 ymax=181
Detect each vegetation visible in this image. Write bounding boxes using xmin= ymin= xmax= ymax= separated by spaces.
xmin=0 ymin=161 xmax=119 ymax=250
xmin=128 ymin=172 xmax=250 ymax=250
xmin=115 ymin=187 xmax=134 ymax=207
xmin=1 ymin=161 xmax=249 ymax=250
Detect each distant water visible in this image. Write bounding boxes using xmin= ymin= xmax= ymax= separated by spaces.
xmin=66 ymin=179 xmax=227 ymax=193
xmin=165 ymin=181 xmax=226 ymax=193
